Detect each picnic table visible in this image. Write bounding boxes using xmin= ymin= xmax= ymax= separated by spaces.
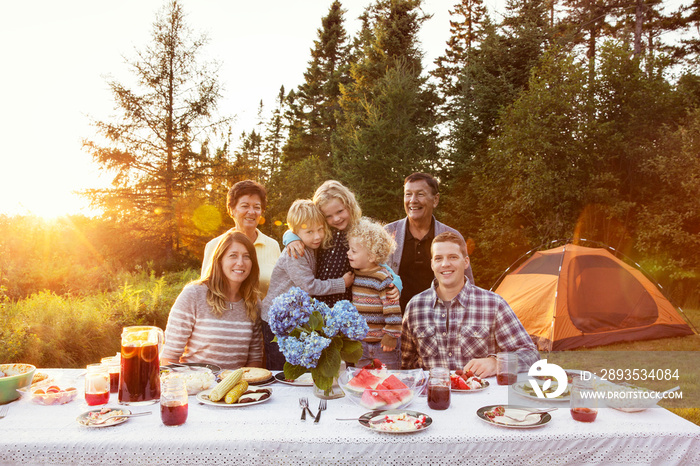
xmin=1 ymin=369 xmax=698 ymax=465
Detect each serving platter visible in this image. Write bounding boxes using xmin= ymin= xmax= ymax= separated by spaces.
xmin=196 ymin=388 xmax=272 ymax=407
xmin=476 ymin=405 xmax=552 ymax=428
xmin=358 ymin=409 xmax=432 ymax=434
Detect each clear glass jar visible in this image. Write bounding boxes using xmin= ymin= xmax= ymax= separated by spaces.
xmin=85 ymin=363 xmax=110 ymax=406
xmin=313 ymin=361 xmax=346 ymax=400
xmin=570 ymin=376 xmax=598 ymax=422
xmin=101 ymin=355 xmax=121 ymax=394
xmin=427 ymin=367 xmax=450 ymax=410
xmin=496 ymin=352 xmax=518 ymax=385
xmin=160 ymin=377 xmax=188 ymax=426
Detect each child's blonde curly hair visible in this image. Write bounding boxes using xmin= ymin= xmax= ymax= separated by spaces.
xmin=346 ymin=217 xmax=396 ymax=265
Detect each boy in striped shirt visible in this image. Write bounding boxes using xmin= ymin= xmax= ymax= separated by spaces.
xmin=347 ymin=218 xmax=402 ymax=369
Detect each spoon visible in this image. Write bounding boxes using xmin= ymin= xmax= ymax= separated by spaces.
xmin=502 ymin=407 xmax=557 ymax=422
xmin=87 ymin=411 xmax=152 ymax=425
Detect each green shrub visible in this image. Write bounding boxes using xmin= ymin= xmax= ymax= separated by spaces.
xmin=0 ymin=269 xmax=198 ymax=367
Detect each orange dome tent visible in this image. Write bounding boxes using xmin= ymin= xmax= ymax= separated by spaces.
xmin=493 ymin=244 xmax=695 ymax=351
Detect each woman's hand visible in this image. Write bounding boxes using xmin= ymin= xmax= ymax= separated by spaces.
xmin=342 ymin=271 xmax=354 ymax=288
xmin=285 ymin=240 xmax=305 ymax=259
xmin=381 ymin=344 xmax=396 ymax=352
xmin=386 ymin=284 xmax=400 ymax=301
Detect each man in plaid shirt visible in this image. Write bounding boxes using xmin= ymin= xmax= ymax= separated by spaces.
xmin=401 ymin=232 xmax=539 ymax=377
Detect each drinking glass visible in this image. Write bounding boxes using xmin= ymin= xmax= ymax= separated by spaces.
xmin=101 ymin=355 xmax=120 ymax=394
xmin=496 ymin=353 xmax=518 ymax=385
xmin=427 ymin=367 xmax=450 ymax=410
xmin=570 ymin=376 xmax=598 ymax=422
xmin=85 ymin=363 xmax=110 ymax=406
xmin=160 ymin=377 xmax=188 ymax=426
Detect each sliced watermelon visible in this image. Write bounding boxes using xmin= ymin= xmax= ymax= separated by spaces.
xmin=381 ymin=375 xmax=412 ymax=400
xmin=347 ymin=369 xmax=383 ymax=390
xmin=360 ymin=388 xmax=386 ymax=409
xmin=375 ymin=382 xmax=402 ymax=406
xmin=381 ymin=374 xmax=409 ymax=390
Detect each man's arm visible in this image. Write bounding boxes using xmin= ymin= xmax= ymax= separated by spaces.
xmin=493 ymin=298 xmax=540 ymax=371
xmin=400 ymin=306 xmax=420 ymax=369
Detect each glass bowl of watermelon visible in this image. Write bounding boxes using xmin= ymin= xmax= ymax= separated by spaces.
xmin=338 ymin=367 xmax=427 ymax=410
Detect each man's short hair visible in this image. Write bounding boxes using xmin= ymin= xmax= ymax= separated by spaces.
xmin=431 ymin=232 xmax=467 ymax=257
xmin=404 ymin=172 xmax=439 ymax=196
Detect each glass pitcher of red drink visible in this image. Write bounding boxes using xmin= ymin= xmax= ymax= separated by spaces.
xmin=118 ymin=326 xmax=164 ymax=406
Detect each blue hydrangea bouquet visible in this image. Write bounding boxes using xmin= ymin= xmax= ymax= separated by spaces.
xmin=268 ymin=287 xmax=369 ymax=393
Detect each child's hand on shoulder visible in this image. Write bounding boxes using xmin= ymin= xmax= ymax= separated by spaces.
xmin=386 ymin=284 xmax=400 ymax=301
xmin=286 ymin=240 xmax=305 ymax=259
xmin=342 ymin=271 xmax=354 ymax=288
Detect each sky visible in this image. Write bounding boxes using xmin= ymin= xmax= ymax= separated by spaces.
xmin=0 ymin=0 xmax=691 ymax=218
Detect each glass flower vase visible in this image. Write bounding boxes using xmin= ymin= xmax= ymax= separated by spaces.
xmin=313 ymin=361 xmax=346 ymax=400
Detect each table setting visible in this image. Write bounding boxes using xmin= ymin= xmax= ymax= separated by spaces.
xmin=1 ymin=361 xmax=699 ymax=465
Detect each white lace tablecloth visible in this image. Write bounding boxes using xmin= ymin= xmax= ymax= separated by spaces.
xmin=1 ymin=369 xmax=698 ymax=465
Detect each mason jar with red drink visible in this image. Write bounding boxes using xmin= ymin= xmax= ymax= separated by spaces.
xmin=85 ymin=363 xmax=110 ymax=406
xmin=496 ymin=352 xmax=518 ymax=385
xmin=570 ymin=376 xmax=598 ymax=422
xmin=427 ymin=367 xmax=451 ymax=410
xmin=160 ymin=377 xmax=188 ymax=426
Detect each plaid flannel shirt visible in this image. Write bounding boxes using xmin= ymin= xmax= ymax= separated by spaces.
xmin=401 ymin=279 xmax=539 ymax=371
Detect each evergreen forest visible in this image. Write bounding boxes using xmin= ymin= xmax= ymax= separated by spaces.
xmin=3 ymin=0 xmax=700 ymax=311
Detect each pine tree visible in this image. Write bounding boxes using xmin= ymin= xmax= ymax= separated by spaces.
xmin=333 ymin=0 xmax=439 ymax=220
xmin=282 ymin=0 xmax=349 ymax=164
xmin=431 ymin=0 xmax=490 ymax=98
xmin=82 ymin=1 xmax=228 ymax=264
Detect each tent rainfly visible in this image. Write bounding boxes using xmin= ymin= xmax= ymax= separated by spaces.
xmin=494 ymin=244 xmax=695 ymax=351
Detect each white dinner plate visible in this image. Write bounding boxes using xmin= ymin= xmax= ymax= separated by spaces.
xmin=451 ymin=379 xmax=490 ymax=393
xmin=476 ymin=405 xmax=552 ymax=428
xmin=77 ymin=407 xmax=132 ymax=428
xmin=511 ymin=380 xmax=570 ymax=402
xmin=274 ymin=372 xmax=314 ymax=386
xmin=358 ymin=409 xmax=432 ymax=434
xmin=196 ymin=388 xmax=272 ymax=407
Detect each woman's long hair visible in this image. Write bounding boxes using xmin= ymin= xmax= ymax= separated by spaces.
xmin=199 ymin=231 xmax=260 ymax=321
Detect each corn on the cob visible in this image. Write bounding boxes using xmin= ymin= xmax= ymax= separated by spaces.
xmin=224 ymin=381 xmax=249 ymax=404
xmin=208 ymin=368 xmax=243 ymax=402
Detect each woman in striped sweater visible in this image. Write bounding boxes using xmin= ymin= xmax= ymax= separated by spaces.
xmin=162 ymin=231 xmax=264 ymax=369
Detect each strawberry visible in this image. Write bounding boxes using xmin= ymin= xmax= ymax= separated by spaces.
xmin=363 ymin=358 xmax=384 ymax=370
xmin=463 ymin=370 xmax=474 ymax=380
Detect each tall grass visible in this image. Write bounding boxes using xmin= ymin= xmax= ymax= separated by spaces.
xmin=0 ymin=268 xmax=199 ymax=367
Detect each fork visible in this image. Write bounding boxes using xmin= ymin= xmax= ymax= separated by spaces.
xmin=0 ymin=404 xmax=8 ymax=420
xmin=299 ymin=398 xmax=309 ymax=421
xmin=314 ymin=399 xmax=327 ymax=423
xmin=503 ymin=407 xmax=557 ymax=422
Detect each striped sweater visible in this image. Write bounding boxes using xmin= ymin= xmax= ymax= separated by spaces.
xmin=352 ymin=266 xmax=402 ymax=348
xmin=162 ymin=284 xmax=263 ymax=369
